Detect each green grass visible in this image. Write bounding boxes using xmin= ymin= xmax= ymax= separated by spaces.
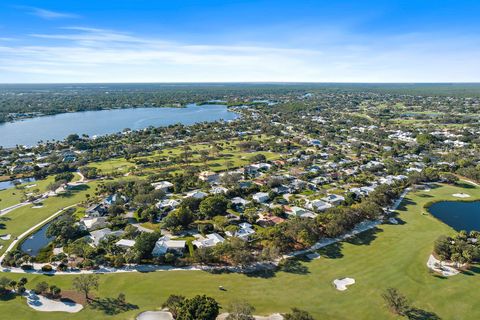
xmin=1 ymin=182 xmax=479 ymax=319
xmin=90 ymin=158 xmax=135 ymax=175
xmin=0 ymin=182 xmax=98 ymax=255
xmin=0 ymin=176 xmax=55 ymax=210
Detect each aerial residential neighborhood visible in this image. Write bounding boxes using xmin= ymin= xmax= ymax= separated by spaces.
xmin=1 ymin=1 xmax=480 ymax=320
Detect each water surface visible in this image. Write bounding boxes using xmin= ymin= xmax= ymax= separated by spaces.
xmin=0 ymin=104 xmax=237 ymax=147
xmin=20 ymin=220 xmax=55 ymax=256
xmin=0 ymin=178 xmax=36 ymax=191
xmin=429 ymin=201 xmax=480 ymax=232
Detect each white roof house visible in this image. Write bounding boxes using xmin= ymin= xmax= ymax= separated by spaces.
xmin=115 ymin=239 xmax=136 ymax=248
xmin=252 ymin=192 xmax=269 ymax=203
xmin=151 ymin=181 xmax=174 ymax=191
xmin=210 ymin=186 xmax=228 ymax=194
xmin=89 ymin=228 xmax=123 ymax=246
xmin=308 ymin=200 xmax=332 ymax=212
xmin=226 ymin=222 xmax=255 ymax=240
xmin=81 ymin=217 xmax=108 ymax=231
xmin=156 ymin=199 xmax=180 ymax=210
xmin=185 ymin=190 xmax=208 ymax=199
xmin=152 ymin=236 xmax=186 ymax=256
xmin=231 ymin=197 xmax=250 ymax=206
xmin=322 ymin=194 xmax=345 ymax=206
xmin=192 ymin=233 xmax=225 ymax=248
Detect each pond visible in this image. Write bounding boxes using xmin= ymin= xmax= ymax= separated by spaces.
xmin=428 ymin=201 xmax=480 ymax=232
xmin=20 ymin=220 xmax=55 ymax=257
xmin=0 ymin=177 xmax=36 ymax=191
xmin=0 ymin=103 xmax=238 ymax=148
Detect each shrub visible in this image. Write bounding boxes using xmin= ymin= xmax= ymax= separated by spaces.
xmin=41 ymin=265 xmax=53 ymax=272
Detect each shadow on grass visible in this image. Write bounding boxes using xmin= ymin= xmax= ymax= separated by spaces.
xmin=244 ymin=268 xmax=277 ymax=278
xmin=455 ymin=182 xmax=475 ymax=189
xmin=0 ymin=292 xmax=16 ymax=301
xmin=406 ymin=307 xmax=441 ymax=320
xmin=431 ymin=274 xmax=448 ymax=280
xmin=396 ymin=198 xmax=416 ymax=212
xmin=417 ymin=194 xmax=433 ymax=198
xmin=318 ymin=242 xmax=344 ymax=259
xmin=278 ymin=259 xmax=309 ymax=275
xmin=345 ymin=228 xmax=382 ymax=246
xmin=90 ymin=297 xmax=138 ymax=315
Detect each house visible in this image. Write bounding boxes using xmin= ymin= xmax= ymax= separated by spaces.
xmin=272 ymin=185 xmax=290 ymax=195
xmin=80 ymin=217 xmax=108 ymax=230
xmin=199 ymin=171 xmax=220 ymax=183
xmin=252 ymin=192 xmax=269 ymax=203
xmin=185 ymin=190 xmax=208 ymax=199
xmin=257 ymin=215 xmax=285 ymax=227
xmin=308 ymin=200 xmax=332 ymax=212
xmin=103 ymin=194 xmax=127 ymax=206
xmin=211 ymin=186 xmax=228 ymax=194
xmin=151 ymin=181 xmax=174 ymax=192
xmin=86 ymin=203 xmax=108 ymax=217
xmin=90 ymin=228 xmax=123 ymax=246
xmin=156 ymin=199 xmax=180 ymax=211
xmin=322 ymin=194 xmax=345 ymax=206
xmin=192 ymin=233 xmax=225 ymax=248
xmin=231 ymin=197 xmax=250 ymax=211
xmin=115 ymin=239 xmax=136 ymax=248
xmin=226 ymin=222 xmax=255 ymax=240
xmin=286 ymin=206 xmax=317 ymax=218
xmin=152 ymin=236 xmax=186 ymax=256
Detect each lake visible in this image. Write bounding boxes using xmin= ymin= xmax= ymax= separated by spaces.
xmin=429 ymin=201 xmax=480 ymax=232
xmin=20 ymin=220 xmax=55 ymax=257
xmin=0 ymin=103 xmax=237 ymax=148
xmin=0 ymin=177 xmax=36 ymax=191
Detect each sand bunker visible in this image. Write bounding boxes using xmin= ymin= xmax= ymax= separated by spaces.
xmin=0 ymin=234 xmax=11 ymax=241
xmin=333 ymin=278 xmax=355 ymax=291
xmin=452 ymin=193 xmax=471 ymax=198
xmin=427 ymin=254 xmax=460 ymax=277
xmin=137 ymin=311 xmax=173 ymax=320
xmin=32 ymin=205 xmax=44 ymax=209
xmin=25 ymin=291 xmax=83 ymax=313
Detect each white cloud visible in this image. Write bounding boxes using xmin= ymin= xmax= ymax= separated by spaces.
xmin=21 ymin=6 xmax=80 ymax=20
xmin=0 ymin=27 xmax=479 ymax=83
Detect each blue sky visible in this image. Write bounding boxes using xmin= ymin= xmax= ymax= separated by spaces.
xmin=1 ymin=0 xmax=479 ymax=83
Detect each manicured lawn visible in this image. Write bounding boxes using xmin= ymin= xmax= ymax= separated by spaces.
xmin=0 ymin=183 xmax=97 ymax=255
xmin=1 ymin=182 xmax=480 ymax=319
xmin=90 ymin=158 xmax=136 ymax=175
xmin=0 ymin=176 xmax=55 ymax=210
